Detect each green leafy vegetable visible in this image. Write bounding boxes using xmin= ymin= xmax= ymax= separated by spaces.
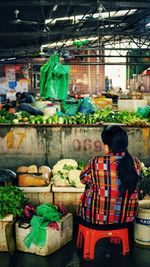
xmin=63 ymin=164 xmax=75 ymax=171
xmin=138 ymin=164 xmax=150 ymax=200
xmin=0 ymin=186 xmax=27 ymax=219
xmin=77 ymin=161 xmax=86 ymax=170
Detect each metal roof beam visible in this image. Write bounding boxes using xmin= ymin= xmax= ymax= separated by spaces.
xmin=1 ymin=47 xmax=150 ymax=51
xmin=0 ymin=29 xmax=149 ymax=38
xmin=0 ymin=1 xmax=150 ymax=9
xmin=0 ymin=1 xmax=95 ymax=7
xmin=65 ymin=62 xmax=150 ymax=65
xmin=107 ymin=1 xmax=150 ymax=9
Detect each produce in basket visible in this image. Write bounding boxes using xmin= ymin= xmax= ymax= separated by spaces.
xmin=38 ymin=166 xmax=52 ymax=179
xmin=68 ymin=169 xmax=85 ymax=188
xmin=52 ymin=159 xmax=78 ymax=174
xmin=52 ymin=159 xmax=85 ymax=188
xmin=28 ymin=165 xmax=38 ymax=173
xmin=53 ymin=173 xmax=70 ymax=187
xmin=17 ymin=165 xmax=52 ymax=187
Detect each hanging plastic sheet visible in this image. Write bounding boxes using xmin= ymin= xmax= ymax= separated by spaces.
xmin=40 ymin=54 xmax=70 ymax=100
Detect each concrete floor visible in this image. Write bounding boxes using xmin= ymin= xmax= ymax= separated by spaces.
xmin=0 ymin=228 xmax=149 ymax=267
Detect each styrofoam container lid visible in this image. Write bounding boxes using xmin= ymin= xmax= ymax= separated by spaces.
xmin=19 ymin=183 xmax=51 ymax=192
xmin=52 ymin=185 xmax=85 ymax=193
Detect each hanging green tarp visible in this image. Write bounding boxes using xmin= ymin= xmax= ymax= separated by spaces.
xmin=40 ymin=54 xmax=70 ymax=100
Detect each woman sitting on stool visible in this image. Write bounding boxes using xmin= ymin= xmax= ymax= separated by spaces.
xmin=77 ymin=125 xmax=141 ymax=234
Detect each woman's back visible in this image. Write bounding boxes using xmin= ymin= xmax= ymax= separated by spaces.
xmin=78 ymin=153 xmax=140 ymax=225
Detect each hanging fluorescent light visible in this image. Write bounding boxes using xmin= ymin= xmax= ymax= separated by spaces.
xmin=52 ymin=4 xmax=58 ymax=11
xmin=146 ymin=23 xmax=150 ymax=27
xmin=7 ymin=57 xmax=16 ymax=60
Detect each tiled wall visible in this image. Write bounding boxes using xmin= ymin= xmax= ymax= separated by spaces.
xmin=69 ymin=50 xmax=105 ymax=95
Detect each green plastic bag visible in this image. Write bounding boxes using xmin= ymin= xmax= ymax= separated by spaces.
xmin=79 ymin=97 xmax=97 ymax=114
xmin=40 ymin=59 xmax=54 ymax=98
xmin=61 ymin=100 xmax=81 ymax=115
xmin=40 ymin=54 xmax=70 ymax=100
xmin=137 ymin=106 xmax=150 ymax=118
xmin=36 ymin=203 xmax=61 ymax=222
xmin=23 ymin=215 xmax=49 ymax=248
xmin=72 ymin=39 xmax=90 ymax=47
xmin=23 ymin=203 xmax=62 ymax=248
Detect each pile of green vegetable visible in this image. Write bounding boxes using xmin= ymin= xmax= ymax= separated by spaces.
xmin=0 ymin=186 xmax=27 ymax=219
xmin=0 ymin=108 xmax=149 ymax=126
xmin=0 ymin=109 xmax=17 ymax=124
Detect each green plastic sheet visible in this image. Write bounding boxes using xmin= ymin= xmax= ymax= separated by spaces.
xmin=137 ymin=106 xmax=150 ymax=118
xmin=40 ymin=54 xmax=70 ymax=100
xmin=61 ymin=100 xmax=81 ymax=116
xmin=23 ymin=203 xmax=62 ymax=248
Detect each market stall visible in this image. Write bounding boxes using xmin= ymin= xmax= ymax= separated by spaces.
xmin=0 ymin=124 xmax=149 ymax=169
xmin=0 ymin=93 xmax=149 ymax=209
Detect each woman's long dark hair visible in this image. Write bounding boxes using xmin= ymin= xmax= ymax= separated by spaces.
xmin=101 ymin=125 xmax=140 ymax=196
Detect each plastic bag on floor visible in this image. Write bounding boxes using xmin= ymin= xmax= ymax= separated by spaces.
xmin=23 ymin=203 xmax=62 ymax=248
xmin=23 ymin=215 xmax=48 ymax=248
xmin=36 ymin=203 xmax=62 ymax=222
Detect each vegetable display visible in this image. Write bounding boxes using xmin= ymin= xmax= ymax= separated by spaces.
xmin=0 ymin=185 xmax=27 ymax=219
xmin=0 ymin=108 xmax=149 ymax=126
xmin=52 ymin=159 xmax=85 ymax=188
xmin=17 ymin=165 xmax=52 ymax=187
xmin=138 ymin=163 xmax=150 ymax=200
xmin=0 ymin=109 xmax=17 ymax=124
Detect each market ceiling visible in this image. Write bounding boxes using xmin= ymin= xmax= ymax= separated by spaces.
xmin=0 ymin=0 xmax=150 ymax=60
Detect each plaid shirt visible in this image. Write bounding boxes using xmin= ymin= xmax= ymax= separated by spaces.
xmin=78 ymin=153 xmax=140 ymax=225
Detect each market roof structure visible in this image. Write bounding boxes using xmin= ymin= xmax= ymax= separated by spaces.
xmin=0 ymin=1 xmax=150 ymax=59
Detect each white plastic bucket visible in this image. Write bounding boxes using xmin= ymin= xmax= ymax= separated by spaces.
xmin=134 ymin=200 xmax=150 ymax=248
xmin=42 ymin=106 xmax=57 ymax=116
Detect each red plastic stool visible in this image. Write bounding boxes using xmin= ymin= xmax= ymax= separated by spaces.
xmin=77 ymin=224 xmax=129 ymax=260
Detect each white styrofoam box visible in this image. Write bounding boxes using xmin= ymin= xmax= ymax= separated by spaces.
xmin=0 ymin=214 xmax=13 ymax=222
xmin=0 ymin=216 xmax=14 ymax=251
xmin=15 ymin=213 xmax=73 ymax=256
xmin=52 ymin=186 xmax=84 ymax=213
xmin=142 ymin=93 xmax=150 ymax=104
xmin=34 ymin=101 xmax=52 ymax=109
xmin=118 ymin=99 xmax=148 ymax=112
xmin=52 ymin=185 xmax=85 ymax=193
xmin=20 ymin=183 xmax=52 ymax=192
xmin=19 ymin=184 xmax=53 ymax=206
xmin=42 ymin=106 xmax=57 ymax=116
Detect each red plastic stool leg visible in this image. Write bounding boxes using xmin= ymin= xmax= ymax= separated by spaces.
xmin=89 ymin=230 xmax=99 ymax=260
xmin=83 ymin=228 xmax=92 ymax=260
xmin=77 ymin=228 xmax=83 ymax=249
xmin=121 ymin=229 xmax=129 ymax=255
xmin=76 ymin=225 xmax=93 ymax=260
